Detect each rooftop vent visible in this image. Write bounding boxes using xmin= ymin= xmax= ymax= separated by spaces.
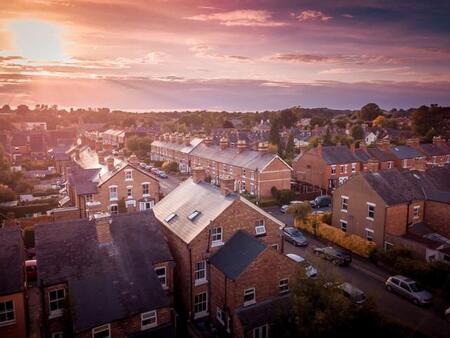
xmin=187 ymin=210 xmax=201 ymax=221
xmin=164 ymin=213 xmax=177 ymax=222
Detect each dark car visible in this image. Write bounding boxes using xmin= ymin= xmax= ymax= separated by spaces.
xmin=282 ymin=226 xmax=308 ymax=246
xmin=313 ymin=246 xmax=352 ymax=266
xmin=310 ymin=195 xmax=331 ymax=208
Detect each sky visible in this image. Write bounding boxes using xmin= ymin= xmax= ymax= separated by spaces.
xmin=0 ymin=0 xmax=449 ymax=111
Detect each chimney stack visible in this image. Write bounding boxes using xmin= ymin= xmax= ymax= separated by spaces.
xmin=359 ymin=142 xmax=367 ymax=151
xmin=366 ymin=159 xmax=379 ymax=172
xmin=204 ymin=136 xmax=213 ymax=146
xmin=95 ymin=215 xmax=112 ymax=243
xmin=317 ymin=142 xmax=323 ymax=155
xmin=184 ymin=134 xmax=191 ymax=146
xmin=98 ymin=151 xmax=105 ymax=164
xmin=257 ymin=141 xmax=268 ymax=153
xmin=128 ymin=153 xmax=138 ymax=166
xmin=219 ymin=175 xmax=235 ymax=196
xmin=177 ymin=133 xmax=184 ymax=144
xmin=378 ymin=139 xmax=390 ymax=151
xmin=192 ymin=166 xmax=206 ymax=184
xmin=350 ymin=143 xmax=356 ymax=153
xmin=219 ymin=137 xmax=228 ymax=150
xmin=432 ymin=136 xmax=445 ymax=146
xmin=237 ymin=139 xmax=247 ymax=153
xmin=413 ymin=157 xmax=427 ymax=172
xmin=106 ymin=157 xmax=115 ymax=172
xmin=406 ymin=138 xmax=420 ymax=148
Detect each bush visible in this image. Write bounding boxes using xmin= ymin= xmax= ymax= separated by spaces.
xmin=162 ymin=161 xmax=178 ymax=173
xmin=322 ymin=212 xmax=332 ymax=225
xmin=277 ymin=189 xmax=296 ymax=205
xmin=0 ymin=184 xmax=17 ymax=202
xmin=153 ymin=160 xmax=164 ymax=168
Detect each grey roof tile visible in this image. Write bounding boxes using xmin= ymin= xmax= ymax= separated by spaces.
xmin=321 ymin=146 xmax=359 ymax=164
xmin=389 ymin=145 xmax=423 ymax=159
xmin=0 ymin=226 xmax=24 ymax=295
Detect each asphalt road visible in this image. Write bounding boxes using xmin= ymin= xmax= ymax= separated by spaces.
xmin=265 ymin=206 xmax=450 ymax=338
xmin=158 ymin=174 xmax=183 ymax=196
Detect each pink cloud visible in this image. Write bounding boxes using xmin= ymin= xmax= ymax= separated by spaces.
xmin=297 ymin=10 xmax=332 ymax=22
xmin=185 ymin=9 xmax=286 ymax=27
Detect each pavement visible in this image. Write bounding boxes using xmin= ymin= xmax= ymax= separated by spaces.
xmin=265 ymin=206 xmax=450 ymax=338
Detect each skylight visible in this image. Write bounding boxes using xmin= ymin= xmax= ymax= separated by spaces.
xmin=164 ymin=213 xmax=177 ymax=222
xmin=187 ymin=210 xmax=201 ymax=221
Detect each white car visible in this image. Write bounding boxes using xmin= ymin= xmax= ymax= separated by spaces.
xmin=286 ymin=253 xmax=318 ymax=278
xmin=280 ymin=201 xmax=304 ymax=214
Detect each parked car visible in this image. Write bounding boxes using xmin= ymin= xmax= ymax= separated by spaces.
xmin=385 ymin=275 xmax=432 ymax=306
xmin=310 ymin=195 xmax=331 ymax=208
xmin=282 ymin=226 xmax=308 ymax=246
xmin=313 ymin=246 xmax=352 ymax=266
xmin=139 ymin=162 xmax=147 ymax=169
xmin=145 ymin=164 xmax=153 ymax=171
xmin=151 ymin=168 xmax=160 ymax=174
xmin=280 ymin=201 xmax=304 ymax=214
xmin=25 ymin=259 xmax=37 ymax=282
xmin=286 ymin=253 xmax=317 ymax=278
xmin=158 ymin=170 xmax=168 ymax=178
xmin=338 ymin=282 xmax=367 ymax=305
xmin=445 ymin=307 xmax=450 ymax=321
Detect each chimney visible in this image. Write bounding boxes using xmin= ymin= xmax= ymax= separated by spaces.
xmin=95 ymin=140 xmax=103 ymax=151
xmin=432 ymin=136 xmax=445 ymax=146
xmin=257 ymin=141 xmax=268 ymax=153
xmin=317 ymin=142 xmax=323 ymax=155
xmin=106 ymin=157 xmax=115 ymax=172
xmin=98 ymin=151 xmax=105 ymax=164
xmin=219 ymin=175 xmax=235 ymax=196
xmin=406 ymin=138 xmax=420 ymax=148
xmin=359 ymin=142 xmax=367 ymax=151
xmin=219 ymin=137 xmax=228 ymax=150
xmin=128 ymin=153 xmax=138 ymax=166
xmin=237 ymin=139 xmax=247 ymax=153
xmin=192 ymin=166 xmax=206 ymax=183
xmin=204 ymin=136 xmax=213 ymax=146
xmin=184 ymin=134 xmax=191 ymax=146
xmin=177 ymin=133 xmax=184 ymax=144
xmin=378 ymin=139 xmax=390 ymax=151
xmin=95 ymin=216 xmax=112 ymax=243
xmin=350 ymin=143 xmax=356 ymax=153
xmin=413 ymin=157 xmax=427 ymax=172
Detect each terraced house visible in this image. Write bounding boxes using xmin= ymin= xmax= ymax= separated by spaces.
xmin=153 ymin=167 xmax=285 ymax=322
xmin=35 ymin=212 xmax=176 ymax=338
xmin=67 ymin=146 xmax=159 ymax=218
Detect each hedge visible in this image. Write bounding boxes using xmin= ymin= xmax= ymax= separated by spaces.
xmin=295 ymin=217 xmax=376 ymax=258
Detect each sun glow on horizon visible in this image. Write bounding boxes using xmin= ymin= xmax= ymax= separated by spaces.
xmin=8 ymin=19 xmax=68 ymax=62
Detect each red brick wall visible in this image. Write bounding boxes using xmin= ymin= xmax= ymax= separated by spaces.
xmin=385 ymin=205 xmax=408 ymax=236
xmin=0 ymin=292 xmax=26 ymax=338
xmin=425 ymin=201 xmax=450 ymax=237
xmin=259 ymin=157 xmax=292 ymax=197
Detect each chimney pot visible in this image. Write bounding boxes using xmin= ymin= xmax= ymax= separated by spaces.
xmin=192 ymin=166 xmax=206 ymax=184
xmin=257 ymin=141 xmax=268 ymax=153
xmin=107 ymin=157 xmax=115 ymax=172
xmin=219 ymin=137 xmax=228 ymax=150
xmin=95 ymin=216 xmax=112 ymax=243
xmin=219 ymin=175 xmax=235 ymax=196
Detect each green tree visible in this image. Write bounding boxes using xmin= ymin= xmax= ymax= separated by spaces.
xmin=222 ymin=120 xmax=234 ymax=128
xmin=411 ymin=105 xmax=449 ymax=137
xmin=322 ymin=128 xmax=334 ymax=146
xmin=351 ymin=125 xmax=364 ymax=140
xmin=288 ymin=202 xmax=312 ymax=224
xmin=269 ymin=118 xmax=281 ymax=147
xmin=0 ymin=184 xmax=17 ymax=203
xmin=358 ymin=103 xmax=383 ymax=121
xmin=285 ymin=133 xmax=295 ymax=160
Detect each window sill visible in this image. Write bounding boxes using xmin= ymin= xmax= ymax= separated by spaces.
xmin=0 ymin=320 xmax=16 ymax=328
xmin=109 ymin=198 xmax=118 ymax=202
xmin=141 ymin=323 xmax=158 ymax=331
xmin=211 ymin=241 xmax=224 ymax=248
xmin=194 ymin=279 xmax=208 ymax=287
xmin=243 ymin=300 xmax=256 ymax=307
xmin=366 ymin=217 xmax=374 ymax=221
xmin=340 ymin=209 xmax=348 ymax=213
xmin=48 ymin=311 xmax=64 ymax=319
xmin=194 ymin=311 xmax=209 ymax=320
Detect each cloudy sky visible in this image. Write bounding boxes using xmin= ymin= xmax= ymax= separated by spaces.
xmin=1 ymin=0 xmax=449 ymax=111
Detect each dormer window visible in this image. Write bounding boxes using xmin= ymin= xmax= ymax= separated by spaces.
xmin=188 ymin=210 xmax=201 ymax=221
xmin=164 ymin=213 xmax=176 ymax=222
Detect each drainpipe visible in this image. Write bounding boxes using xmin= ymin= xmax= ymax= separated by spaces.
xmin=188 ymin=245 xmax=193 ymax=321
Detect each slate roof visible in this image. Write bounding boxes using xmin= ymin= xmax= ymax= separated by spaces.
xmin=389 ymin=145 xmax=423 ymax=159
xmin=68 ymin=167 xmax=100 ymax=195
xmin=235 ymin=294 xmax=291 ymax=331
xmin=0 ymin=226 xmax=25 ymax=295
xmin=29 ymin=134 xmax=46 ymax=153
xmin=365 ymin=147 xmax=397 ymax=162
xmin=191 ymin=143 xmax=288 ymax=171
xmin=321 ymin=145 xmax=359 ymax=164
xmin=403 ymin=166 xmax=450 ymax=204
xmin=151 ymin=138 xmax=203 ymax=154
xmin=52 ymin=145 xmax=71 ymax=161
xmin=210 ymin=230 xmax=266 ymax=280
xmin=361 ymin=169 xmax=425 ymax=205
xmin=153 ymin=178 xmax=237 ymax=243
xmin=10 ymin=133 xmax=27 ymax=147
xmin=419 ymin=143 xmax=450 ymax=156
xmin=35 ymin=211 xmax=172 ymax=333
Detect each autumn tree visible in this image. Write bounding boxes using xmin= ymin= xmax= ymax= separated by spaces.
xmin=372 ymin=115 xmax=385 ymax=127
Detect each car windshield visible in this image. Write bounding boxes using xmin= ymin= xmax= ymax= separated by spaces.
xmin=409 ymin=282 xmax=423 ymax=292
xmin=291 ymin=229 xmax=303 ymax=237
xmin=353 ymin=292 xmax=366 ymax=302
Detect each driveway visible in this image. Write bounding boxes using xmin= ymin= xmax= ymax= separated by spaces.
xmin=265 ymin=206 xmax=450 ymax=338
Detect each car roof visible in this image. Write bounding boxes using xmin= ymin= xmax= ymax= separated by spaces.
xmin=339 ymin=282 xmax=364 ymax=295
xmin=286 ymin=253 xmax=304 ymax=262
xmin=391 ymin=275 xmax=414 ymax=282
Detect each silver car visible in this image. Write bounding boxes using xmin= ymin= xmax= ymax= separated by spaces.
xmin=385 ymin=275 xmax=432 ymax=306
xmin=338 ymin=282 xmax=367 ymax=305
xmin=286 ymin=253 xmax=318 ymax=278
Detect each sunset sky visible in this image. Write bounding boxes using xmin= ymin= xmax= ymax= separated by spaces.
xmin=1 ymin=0 xmax=449 ymax=111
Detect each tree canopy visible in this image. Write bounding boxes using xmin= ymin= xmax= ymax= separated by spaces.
xmin=358 ymin=103 xmax=383 ymax=121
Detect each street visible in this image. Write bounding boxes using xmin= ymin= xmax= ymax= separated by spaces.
xmin=265 ymin=206 xmax=450 ymax=338
xmin=158 ymin=174 xmax=183 ymax=196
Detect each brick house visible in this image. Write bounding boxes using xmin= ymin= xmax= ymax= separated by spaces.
xmin=152 ymin=167 xmax=285 ymax=320
xmin=411 ymin=137 xmax=450 ymax=168
xmin=389 ymin=142 xmax=426 ymax=170
xmin=67 ymin=147 xmax=159 ymax=218
xmin=331 ymin=166 xmax=450 ymax=261
xmin=189 ymin=138 xmax=292 ymax=198
xmin=209 ymin=230 xmax=299 ymax=338
xmin=151 ymin=133 xmax=203 ymax=173
xmin=35 ymin=211 xmax=176 ymax=338
xmin=0 ymin=226 xmax=27 ymax=338
xmin=293 ymin=144 xmax=360 ymax=190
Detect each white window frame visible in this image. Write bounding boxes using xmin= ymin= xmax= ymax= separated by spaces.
xmin=384 ymin=241 xmax=393 ymax=251
xmin=126 ymin=186 xmax=133 ymax=199
xmin=51 ymin=332 xmax=64 ymax=338
xmin=142 ymin=182 xmax=150 ymax=196
xmin=366 ymin=202 xmax=376 ymax=220
xmin=216 ymin=306 xmax=224 ymax=325
xmin=154 ymin=266 xmax=167 ymax=289
xmin=331 ymin=165 xmax=336 ymax=174
xmin=92 ymin=324 xmax=110 ymax=338
xmin=86 ymin=194 xmax=94 ymax=203
xmin=194 ymin=292 xmax=208 ymax=318
xmin=211 ymin=227 xmax=223 ymax=247
xmin=109 ymin=185 xmax=118 ymax=201
xmin=340 ymin=219 xmax=347 ymax=233
xmin=0 ymin=300 xmax=15 ymax=326
xmin=387 ymin=161 xmax=392 ymax=169
xmin=244 ymin=288 xmax=256 ymax=307
xmin=194 ymin=260 xmax=207 ymax=285
xmin=271 ymin=244 xmax=279 ymax=251
xmin=125 ymin=169 xmax=133 ymax=181
xmin=109 ymin=204 xmax=118 ymax=215
xmin=48 ymin=288 xmax=65 ymax=318
xmin=253 ymin=324 xmax=269 ymax=338
xmin=279 ymin=278 xmax=289 ymax=294
xmin=351 ymin=162 xmax=356 ymax=174
xmin=255 ymin=219 xmax=266 ymax=236
xmin=341 ymin=196 xmax=349 ymax=212
xmin=140 ymin=200 xmax=154 ymax=211
xmin=413 ymin=205 xmax=420 ymax=219
xmin=365 ymin=228 xmax=374 ymax=242
xmin=141 ymin=310 xmax=157 ymax=330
